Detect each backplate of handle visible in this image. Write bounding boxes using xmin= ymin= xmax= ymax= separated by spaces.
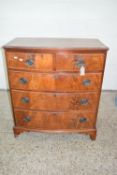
xmin=23 ymin=116 xmax=31 ymax=122
xmin=74 ymin=56 xmax=85 ymax=68
xmin=25 ymin=54 xmax=35 ymax=66
xmin=25 ymin=59 xmax=34 ymax=66
xmin=80 ymin=98 xmax=89 ymax=105
xmin=83 ymin=79 xmax=91 ymax=86
xmin=21 ymin=97 xmax=30 ymax=103
xmin=79 ymin=117 xmax=87 ymax=123
xmin=19 ymin=77 xmax=28 ymax=84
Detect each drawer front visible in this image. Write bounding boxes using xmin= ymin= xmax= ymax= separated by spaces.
xmin=9 ymin=71 xmax=102 ymax=91
xmin=6 ymin=51 xmax=54 ymax=71
xmin=14 ymin=109 xmax=96 ymax=129
xmin=56 ymin=53 xmax=105 ymax=72
xmin=56 ymin=73 xmax=102 ymax=91
xmin=11 ymin=91 xmax=99 ymax=111
xmin=9 ymin=71 xmax=55 ymax=91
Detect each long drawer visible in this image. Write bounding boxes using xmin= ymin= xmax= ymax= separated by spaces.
xmin=9 ymin=71 xmax=102 ymax=91
xmin=14 ymin=109 xmax=96 ymax=130
xmin=11 ymin=90 xmax=99 ymax=111
xmin=56 ymin=53 xmax=105 ymax=72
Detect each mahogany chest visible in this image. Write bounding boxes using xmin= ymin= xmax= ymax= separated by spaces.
xmin=4 ymin=38 xmax=108 ymax=140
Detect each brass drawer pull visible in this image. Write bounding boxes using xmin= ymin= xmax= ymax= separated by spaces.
xmin=79 ymin=117 xmax=87 ymax=123
xmin=21 ymin=97 xmax=30 ymax=103
xmin=25 ymin=54 xmax=35 ymax=66
xmin=83 ymin=79 xmax=91 ymax=86
xmin=23 ymin=116 xmax=31 ymax=122
xmin=80 ymin=98 xmax=89 ymax=105
xmin=19 ymin=77 xmax=28 ymax=84
xmin=25 ymin=59 xmax=34 ymax=66
xmin=74 ymin=56 xmax=85 ymax=68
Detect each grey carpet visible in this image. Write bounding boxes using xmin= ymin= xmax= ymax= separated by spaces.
xmin=0 ymin=91 xmax=117 ymax=175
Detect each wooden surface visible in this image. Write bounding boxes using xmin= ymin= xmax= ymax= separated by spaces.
xmin=6 ymin=51 xmax=54 ymax=71
xmin=4 ymin=38 xmax=108 ymax=140
xmin=11 ymin=90 xmax=99 ymax=111
xmin=4 ymin=38 xmax=108 ymax=50
xmin=9 ymin=71 xmax=102 ymax=91
xmin=6 ymin=51 xmax=105 ymax=72
xmin=56 ymin=53 xmax=105 ymax=72
xmin=14 ymin=109 xmax=96 ymax=130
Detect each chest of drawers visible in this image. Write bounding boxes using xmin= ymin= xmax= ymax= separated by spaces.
xmin=4 ymin=38 xmax=108 ymax=140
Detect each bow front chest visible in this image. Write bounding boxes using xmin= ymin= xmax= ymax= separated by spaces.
xmin=4 ymin=38 xmax=108 ymax=140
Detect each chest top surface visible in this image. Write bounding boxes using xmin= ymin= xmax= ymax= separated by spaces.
xmin=3 ymin=38 xmax=108 ymax=51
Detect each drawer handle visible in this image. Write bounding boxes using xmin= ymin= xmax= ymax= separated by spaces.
xmin=23 ymin=116 xmax=31 ymax=122
xmin=75 ymin=57 xmax=85 ymax=68
xmin=79 ymin=117 xmax=87 ymax=123
xmin=19 ymin=77 xmax=28 ymax=84
xmin=80 ymin=98 xmax=89 ymax=105
xmin=83 ymin=79 xmax=91 ymax=86
xmin=21 ymin=97 xmax=30 ymax=103
xmin=25 ymin=59 xmax=34 ymax=66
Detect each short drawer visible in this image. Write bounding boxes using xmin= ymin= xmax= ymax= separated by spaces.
xmin=56 ymin=53 xmax=105 ymax=72
xmin=6 ymin=51 xmax=54 ymax=71
xmin=11 ymin=90 xmax=99 ymax=111
xmin=9 ymin=71 xmax=102 ymax=91
xmin=14 ymin=109 xmax=96 ymax=130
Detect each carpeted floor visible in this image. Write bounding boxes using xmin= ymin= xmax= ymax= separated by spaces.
xmin=0 ymin=90 xmax=117 ymax=175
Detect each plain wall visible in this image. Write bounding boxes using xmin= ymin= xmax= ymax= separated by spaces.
xmin=0 ymin=0 xmax=117 ymax=90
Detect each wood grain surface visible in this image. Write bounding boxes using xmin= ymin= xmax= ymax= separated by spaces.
xmin=6 ymin=51 xmax=54 ymax=71
xmin=11 ymin=90 xmax=99 ymax=111
xmin=14 ymin=109 xmax=96 ymax=130
xmin=4 ymin=38 xmax=108 ymax=140
xmin=9 ymin=70 xmax=102 ymax=91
